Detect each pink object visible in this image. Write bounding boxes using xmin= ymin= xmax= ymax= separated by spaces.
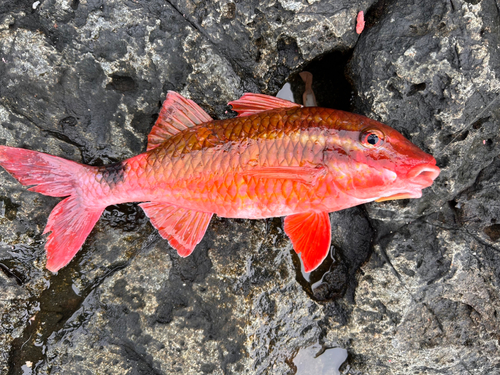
xmin=356 ymin=11 xmax=365 ymax=34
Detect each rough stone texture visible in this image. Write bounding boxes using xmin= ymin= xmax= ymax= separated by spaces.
xmin=340 ymin=0 xmax=500 ymax=373
xmin=0 ymin=0 xmax=499 ymax=374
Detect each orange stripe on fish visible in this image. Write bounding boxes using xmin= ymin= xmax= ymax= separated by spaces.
xmin=0 ymin=91 xmax=440 ymax=272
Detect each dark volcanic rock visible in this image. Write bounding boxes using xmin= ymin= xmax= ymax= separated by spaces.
xmin=0 ymin=0 xmax=499 ymax=374
xmin=336 ymin=0 xmax=500 ymax=373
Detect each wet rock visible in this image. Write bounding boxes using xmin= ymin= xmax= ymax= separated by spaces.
xmin=0 ymin=0 xmax=499 ymax=375
xmin=329 ymin=220 xmax=500 ymax=373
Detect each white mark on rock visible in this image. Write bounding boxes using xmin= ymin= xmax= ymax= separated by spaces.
xmin=32 ymin=1 xmax=40 ymax=9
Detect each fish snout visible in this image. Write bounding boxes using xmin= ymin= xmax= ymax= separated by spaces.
xmin=407 ymin=164 xmax=440 ymax=187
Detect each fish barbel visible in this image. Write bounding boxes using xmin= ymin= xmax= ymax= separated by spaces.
xmin=0 ymin=92 xmax=440 ymax=272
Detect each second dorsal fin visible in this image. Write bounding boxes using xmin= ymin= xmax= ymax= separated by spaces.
xmin=228 ymin=93 xmax=301 ymax=117
xmin=147 ymin=91 xmax=213 ymax=151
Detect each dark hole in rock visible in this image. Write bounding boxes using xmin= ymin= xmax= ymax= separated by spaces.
xmin=274 ymin=36 xmax=303 ymax=85
xmin=464 ymin=0 xmax=481 ymax=4
xmin=453 ymin=130 xmax=469 ymax=142
xmin=0 ymin=196 xmax=20 ymax=221
xmin=291 ymin=245 xmax=348 ymax=302
xmin=71 ymin=0 xmax=79 ymax=10
xmin=101 ymin=203 xmax=146 ymax=232
xmin=442 ymin=130 xmax=469 ymax=145
xmin=472 ymin=116 xmax=490 ymax=129
xmin=254 ymin=36 xmax=264 ymax=48
xmin=365 ymin=0 xmax=397 ymax=29
xmin=311 ymin=259 xmax=348 ymax=301
xmin=0 ymin=262 xmax=25 ymax=285
xmin=484 ymin=224 xmax=500 ymax=242
xmin=58 ymin=116 xmax=77 ymax=128
xmin=436 ymin=155 xmax=449 ymax=169
xmin=407 ymin=82 xmax=426 ymax=97
xmin=387 ymin=82 xmax=403 ymax=100
xmin=107 ymin=75 xmax=137 ymax=92
xmin=277 ymin=36 xmax=301 ymax=69
xmin=288 ymin=50 xmax=353 ymax=112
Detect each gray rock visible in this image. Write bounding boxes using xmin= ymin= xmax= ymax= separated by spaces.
xmin=339 ymin=0 xmax=500 ymax=373
xmin=0 ymin=0 xmax=499 ymax=374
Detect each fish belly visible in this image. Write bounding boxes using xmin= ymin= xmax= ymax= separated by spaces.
xmin=157 ymin=175 xmax=337 ymax=219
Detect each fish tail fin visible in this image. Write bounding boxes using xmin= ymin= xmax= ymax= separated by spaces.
xmin=0 ymin=145 xmax=87 ymax=197
xmin=43 ymin=196 xmax=104 ymax=272
xmin=0 ymin=146 xmax=105 ymax=272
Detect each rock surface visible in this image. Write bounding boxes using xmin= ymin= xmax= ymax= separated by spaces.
xmin=0 ymin=0 xmax=499 ymax=374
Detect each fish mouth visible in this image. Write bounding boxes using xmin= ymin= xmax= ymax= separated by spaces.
xmin=375 ymin=163 xmax=440 ymax=203
xmin=407 ymin=163 xmax=441 ymax=187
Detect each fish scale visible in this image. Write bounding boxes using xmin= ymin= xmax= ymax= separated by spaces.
xmin=121 ymin=109 xmax=330 ymax=217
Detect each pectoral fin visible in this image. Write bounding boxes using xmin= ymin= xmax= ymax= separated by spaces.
xmin=140 ymin=202 xmax=213 ymax=257
xmin=284 ymin=211 xmax=331 ymax=272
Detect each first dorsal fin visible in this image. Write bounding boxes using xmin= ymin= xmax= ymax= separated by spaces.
xmin=148 ymin=91 xmax=212 ymax=151
xmin=228 ymin=93 xmax=301 ymax=117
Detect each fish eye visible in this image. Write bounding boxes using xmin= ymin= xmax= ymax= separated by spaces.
xmin=360 ymin=129 xmax=384 ymax=148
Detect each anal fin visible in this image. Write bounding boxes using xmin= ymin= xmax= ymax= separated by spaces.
xmin=140 ymin=202 xmax=213 ymax=257
xmin=284 ymin=212 xmax=331 ymax=272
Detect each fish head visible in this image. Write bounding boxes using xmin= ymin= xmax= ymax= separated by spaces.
xmin=325 ymin=114 xmax=440 ymax=202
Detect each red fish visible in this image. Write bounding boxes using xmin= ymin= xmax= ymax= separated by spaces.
xmin=0 ymin=92 xmax=440 ymax=272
